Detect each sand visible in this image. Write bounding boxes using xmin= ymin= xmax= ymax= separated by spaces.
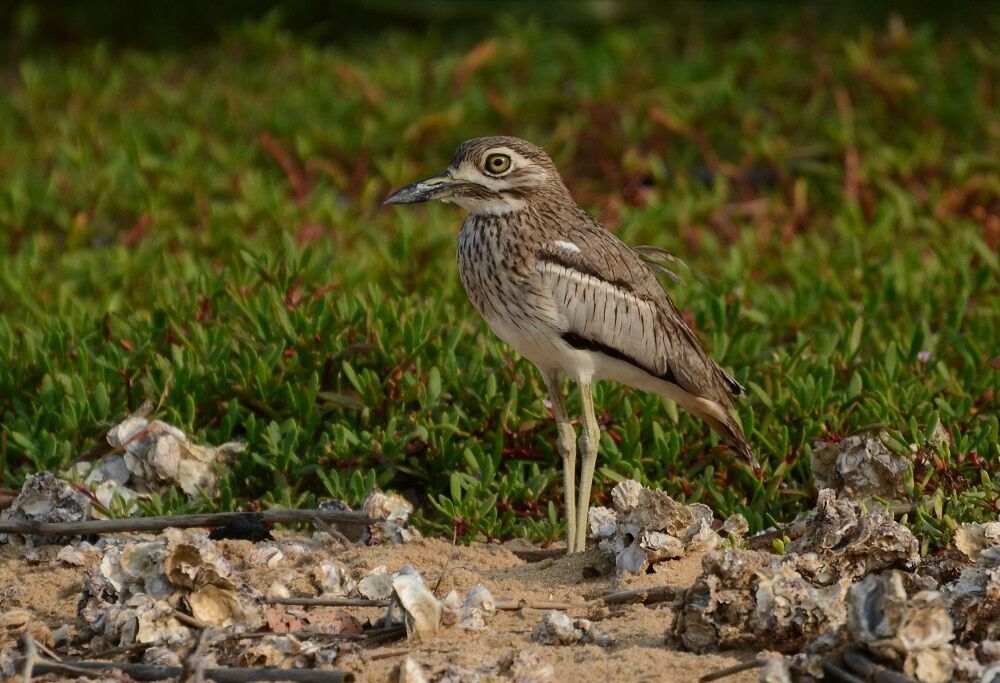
xmin=0 ymin=535 xmax=759 ymax=682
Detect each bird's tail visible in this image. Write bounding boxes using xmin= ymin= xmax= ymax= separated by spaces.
xmin=671 ymin=391 xmax=759 ymax=470
xmin=625 ymin=370 xmax=760 ymax=471
xmin=697 ymin=408 xmax=760 ymax=471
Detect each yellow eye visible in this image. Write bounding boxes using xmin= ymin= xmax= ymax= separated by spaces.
xmin=484 ymin=153 xmax=512 ymax=174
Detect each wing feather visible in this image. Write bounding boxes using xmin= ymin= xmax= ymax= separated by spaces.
xmin=536 ymin=258 xmax=672 ymax=381
xmin=535 ymin=238 xmax=730 ymax=401
xmin=534 ymin=235 xmax=757 ymax=467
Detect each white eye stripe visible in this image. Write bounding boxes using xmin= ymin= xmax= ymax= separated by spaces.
xmin=553 ymin=240 xmax=581 ymax=254
xmin=449 ymin=147 xmax=547 ymax=189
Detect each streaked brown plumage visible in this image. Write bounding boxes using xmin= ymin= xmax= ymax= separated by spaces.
xmin=387 ymin=136 xmax=757 ymax=553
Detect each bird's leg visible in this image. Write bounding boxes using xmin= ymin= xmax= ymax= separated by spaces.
xmin=574 ymin=378 xmax=600 ymax=552
xmin=542 ymin=370 xmax=576 ymax=554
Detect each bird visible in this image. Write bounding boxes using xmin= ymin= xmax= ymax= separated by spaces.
xmin=385 ymin=136 xmax=758 ymax=553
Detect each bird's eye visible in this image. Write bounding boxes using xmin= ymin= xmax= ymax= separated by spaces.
xmin=483 ymin=153 xmax=512 ymax=175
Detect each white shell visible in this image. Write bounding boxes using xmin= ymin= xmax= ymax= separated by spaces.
xmin=0 ymin=472 xmax=92 ymax=545
xmin=266 ymin=581 xmax=290 ymax=600
xmin=456 ymin=584 xmax=496 ymax=630
xmin=313 ymin=560 xmax=355 ymax=597
xmin=785 ymin=489 xmax=918 ymax=585
xmin=811 ymin=434 xmax=909 ymax=500
xmin=848 ymin=571 xmax=955 ymax=683
xmin=954 ymin=521 xmax=1000 ymax=561
xmin=532 ymin=611 xmax=580 ymax=645
xmin=595 ymin=480 xmax=725 ymax=576
xmin=97 ymin=415 xmax=245 ymax=505
xmin=531 ymin=611 xmax=612 ymax=647
xmin=358 ymin=567 xmax=394 ymax=600
xmin=363 ymin=490 xmax=417 ymax=545
xmin=249 ymin=546 xmax=284 ymax=568
xmin=392 ymin=565 xmax=441 ymax=639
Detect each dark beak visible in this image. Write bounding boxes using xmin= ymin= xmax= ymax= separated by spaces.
xmin=384 ymin=172 xmax=468 ymax=205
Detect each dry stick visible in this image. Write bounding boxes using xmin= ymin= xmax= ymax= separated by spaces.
xmin=220 ymin=625 xmax=405 ymax=642
xmin=0 ymin=488 xmax=18 ymax=511
xmin=367 ymin=648 xmax=409 ymax=661
xmin=20 ymin=633 xmax=37 ymax=683
xmin=0 ymin=508 xmax=372 ymax=537
xmin=70 ymin=399 xmax=155 ymax=466
xmin=223 ymin=631 xmax=368 ymax=642
xmin=494 ymin=599 xmax=587 ymax=611
xmin=173 ymin=608 xmax=208 ymax=631
xmin=312 ymin=516 xmax=355 ymax=549
xmin=365 ymin=626 xmax=408 ymax=645
xmin=493 ymin=585 xmax=681 ymax=613
xmin=24 ymin=658 xmax=97 ymax=678
xmin=842 ymin=648 xmax=918 ymax=683
xmin=21 ymin=659 xmax=354 ymax=683
xmin=266 ymin=597 xmax=389 ymax=608
xmin=85 ymin=642 xmax=150 ymax=659
xmin=822 ymin=660 xmax=867 ymax=683
xmin=274 ymin=584 xmax=679 ymax=615
xmin=182 ymin=626 xmax=212 ymax=683
xmin=698 ymin=658 xmax=767 ymax=682
xmin=382 ymin=599 xmax=397 ymax=630
xmin=600 ymin=585 xmax=681 ymax=606
xmin=32 ymin=637 xmax=62 ymax=662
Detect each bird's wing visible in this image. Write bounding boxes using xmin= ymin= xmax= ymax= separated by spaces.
xmin=534 ymin=223 xmax=758 ymax=468
xmin=534 ymin=229 xmax=739 ymax=404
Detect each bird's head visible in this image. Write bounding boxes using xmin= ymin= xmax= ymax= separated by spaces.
xmin=385 ymin=136 xmax=570 ymax=216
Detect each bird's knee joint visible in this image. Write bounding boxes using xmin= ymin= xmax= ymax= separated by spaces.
xmin=555 ymin=425 xmax=576 ymax=453
xmin=557 ymin=440 xmax=575 ymax=460
xmin=578 ymin=433 xmax=598 ymax=458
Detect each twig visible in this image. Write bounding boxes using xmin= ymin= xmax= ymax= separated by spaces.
xmin=382 ymin=599 xmax=397 ymax=630
xmin=266 ymin=597 xmax=388 ymax=608
xmin=495 ymin=599 xmax=587 ymax=611
xmin=366 ymin=648 xmax=409 ymax=661
xmin=842 ymin=648 xmax=918 ymax=683
xmin=311 ymin=516 xmax=355 ymax=549
xmin=699 ymin=658 xmax=767 ymax=682
xmin=70 ymin=399 xmax=155 ymax=466
xmin=173 ymin=608 xmax=208 ymax=630
xmin=19 ymin=659 xmax=355 ymax=682
xmin=0 ymin=508 xmax=371 ymax=537
xmin=223 ymin=631 xmax=368 ymax=642
xmin=85 ymin=642 xmax=150 ymax=659
xmin=21 ymin=658 xmax=97 ymax=678
xmin=364 ymin=625 xmax=407 ymax=645
xmin=0 ymin=488 xmax=18 ymax=511
xmin=432 ymin=541 xmax=462 ymax=596
xmin=599 ymin=585 xmax=681 ymax=606
xmin=21 ymin=633 xmax=37 ymax=683
xmin=888 ymin=503 xmax=915 ymax=519
xmin=32 ymin=637 xmax=62 ymax=662
xmin=181 ymin=626 xmax=212 ymax=683
xmin=822 ymin=660 xmax=867 ymax=683
xmin=220 ymin=625 xmax=405 ymax=642
xmin=492 ymin=584 xmax=680 ymax=613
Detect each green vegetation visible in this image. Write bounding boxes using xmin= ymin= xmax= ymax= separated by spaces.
xmin=1 ymin=10 xmax=997 ymax=549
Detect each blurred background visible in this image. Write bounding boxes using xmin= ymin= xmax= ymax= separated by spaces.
xmin=3 ymin=1 xmax=990 ymax=53
xmin=1 ymin=1 xmax=996 ymax=542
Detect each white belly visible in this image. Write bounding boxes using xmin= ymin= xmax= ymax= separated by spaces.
xmin=482 ymin=310 xmax=597 ymax=381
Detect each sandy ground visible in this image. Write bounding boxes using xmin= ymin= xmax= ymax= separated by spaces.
xmin=0 ymin=535 xmax=759 ymax=683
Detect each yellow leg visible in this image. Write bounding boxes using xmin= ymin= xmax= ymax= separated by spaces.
xmin=574 ymin=379 xmax=600 ymax=552
xmin=543 ymin=370 xmax=577 ymax=554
